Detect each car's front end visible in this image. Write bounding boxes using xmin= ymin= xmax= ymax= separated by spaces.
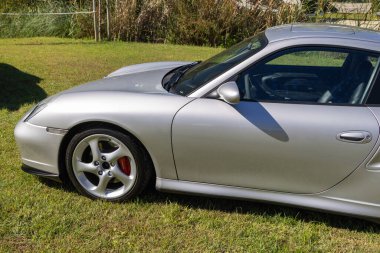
xmin=14 ymin=61 xmax=193 ymax=182
xmin=14 ymin=97 xmax=67 ymax=181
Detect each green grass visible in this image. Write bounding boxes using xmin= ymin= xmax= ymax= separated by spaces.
xmin=268 ymin=53 xmax=346 ymax=67
xmin=1 ymin=38 xmax=380 ymax=252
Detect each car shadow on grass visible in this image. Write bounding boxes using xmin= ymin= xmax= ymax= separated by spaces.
xmin=0 ymin=63 xmax=46 ymax=110
xmin=39 ymin=177 xmax=380 ymax=232
xmin=141 ymin=189 xmax=380 ymax=232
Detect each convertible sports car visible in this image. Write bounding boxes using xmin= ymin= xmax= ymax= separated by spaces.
xmin=15 ymin=23 xmax=380 ymax=221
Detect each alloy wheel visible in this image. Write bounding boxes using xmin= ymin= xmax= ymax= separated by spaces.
xmin=71 ymin=134 xmax=137 ymax=199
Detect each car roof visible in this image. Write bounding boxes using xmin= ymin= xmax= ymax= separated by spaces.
xmin=265 ymin=23 xmax=380 ymax=45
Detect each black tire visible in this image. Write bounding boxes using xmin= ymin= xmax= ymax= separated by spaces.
xmin=65 ymin=127 xmax=153 ymax=201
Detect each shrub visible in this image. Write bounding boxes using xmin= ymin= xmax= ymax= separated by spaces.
xmin=0 ymin=0 xmax=89 ymax=38
xmin=0 ymin=0 xmax=306 ymax=46
xmin=110 ymin=0 xmax=306 ymax=47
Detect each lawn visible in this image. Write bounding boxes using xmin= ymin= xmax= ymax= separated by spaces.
xmin=1 ymin=38 xmax=380 ymax=252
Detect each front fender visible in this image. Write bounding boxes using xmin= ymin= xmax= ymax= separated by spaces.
xmin=29 ymin=91 xmax=195 ymax=179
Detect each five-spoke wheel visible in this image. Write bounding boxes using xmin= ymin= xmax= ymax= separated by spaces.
xmin=66 ymin=128 xmax=152 ymax=201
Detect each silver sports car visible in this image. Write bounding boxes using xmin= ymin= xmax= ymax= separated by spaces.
xmin=15 ymin=23 xmax=380 ymax=221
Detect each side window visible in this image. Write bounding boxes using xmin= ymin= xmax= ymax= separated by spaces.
xmin=236 ymin=47 xmax=379 ymax=104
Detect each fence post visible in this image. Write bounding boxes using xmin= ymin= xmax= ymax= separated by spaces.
xmin=106 ymin=0 xmax=111 ymax=40
xmin=93 ymin=0 xmax=98 ymax=41
xmin=98 ymin=0 xmax=102 ymax=41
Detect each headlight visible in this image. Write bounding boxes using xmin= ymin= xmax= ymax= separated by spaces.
xmin=23 ymin=95 xmax=59 ymax=122
xmin=24 ymin=103 xmax=47 ymax=122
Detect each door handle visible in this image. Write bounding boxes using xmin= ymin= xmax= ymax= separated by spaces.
xmin=337 ymin=131 xmax=372 ymax=144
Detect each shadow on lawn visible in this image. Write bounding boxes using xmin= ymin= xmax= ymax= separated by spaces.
xmin=0 ymin=63 xmax=46 ymax=110
xmin=40 ymin=177 xmax=380 ymax=232
xmin=142 ymin=190 xmax=380 ymax=233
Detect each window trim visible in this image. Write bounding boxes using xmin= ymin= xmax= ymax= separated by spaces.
xmin=363 ymin=59 xmax=380 ymax=106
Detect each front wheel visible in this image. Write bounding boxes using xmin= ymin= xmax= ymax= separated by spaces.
xmin=65 ymin=127 xmax=152 ymax=201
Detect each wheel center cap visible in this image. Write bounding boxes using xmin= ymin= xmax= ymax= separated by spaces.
xmin=101 ymin=162 xmax=110 ymax=170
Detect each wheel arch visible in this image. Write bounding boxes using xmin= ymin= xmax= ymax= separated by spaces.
xmin=58 ymin=121 xmax=156 ymax=184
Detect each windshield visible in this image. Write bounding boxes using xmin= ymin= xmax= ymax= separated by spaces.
xmin=171 ymin=33 xmax=268 ymax=96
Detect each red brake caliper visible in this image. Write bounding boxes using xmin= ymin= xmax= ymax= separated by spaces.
xmin=118 ymin=157 xmax=131 ymax=176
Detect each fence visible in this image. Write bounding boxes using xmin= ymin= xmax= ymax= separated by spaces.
xmin=0 ymin=0 xmax=110 ymax=42
xmin=1 ymin=1 xmax=380 ymax=45
xmin=304 ymin=2 xmax=380 ymax=30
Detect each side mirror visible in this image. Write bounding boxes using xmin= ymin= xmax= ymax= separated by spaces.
xmin=217 ymin=81 xmax=240 ymax=104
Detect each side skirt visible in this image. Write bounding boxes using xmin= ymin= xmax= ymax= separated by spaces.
xmin=156 ymin=178 xmax=380 ymax=222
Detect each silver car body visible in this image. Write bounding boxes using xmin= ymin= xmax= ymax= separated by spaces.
xmin=14 ymin=24 xmax=380 ymax=221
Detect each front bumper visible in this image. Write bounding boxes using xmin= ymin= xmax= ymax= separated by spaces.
xmin=22 ymin=164 xmax=61 ymax=182
xmin=14 ymin=120 xmax=66 ymax=176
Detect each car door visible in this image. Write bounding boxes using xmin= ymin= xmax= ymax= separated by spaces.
xmin=172 ymin=46 xmax=380 ymax=194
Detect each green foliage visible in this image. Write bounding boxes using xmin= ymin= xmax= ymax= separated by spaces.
xmin=301 ymin=0 xmax=318 ymax=14
xmin=334 ymin=0 xmax=372 ymax=2
xmin=372 ymin=0 xmax=380 ymax=12
xmin=110 ymin=0 xmax=306 ymax=47
xmin=0 ymin=0 xmax=307 ymax=47
xmin=0 ymin=0 xmax=88 ymax=38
